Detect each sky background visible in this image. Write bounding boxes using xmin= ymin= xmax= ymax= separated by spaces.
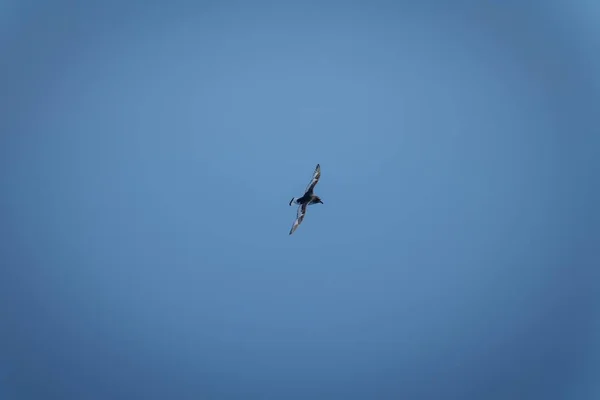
xmin=1 ymin=1 xmax=599 ymax=399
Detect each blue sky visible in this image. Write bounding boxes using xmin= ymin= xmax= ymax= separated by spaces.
xmin=1 ymin=1 xmax=599 ymax=399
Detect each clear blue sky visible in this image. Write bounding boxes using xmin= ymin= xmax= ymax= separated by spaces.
xmin=1 ymin=1 xmax=599 ymax=399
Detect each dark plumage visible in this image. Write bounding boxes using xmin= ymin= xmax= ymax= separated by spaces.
xmin=289 ymin=164 xmax=323 ymax=235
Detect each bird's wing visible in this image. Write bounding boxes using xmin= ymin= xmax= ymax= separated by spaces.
xmin=289 ymin=203 xmax=308 ymax=235
xmin=304 ymin=164 xmax=321 ymax=194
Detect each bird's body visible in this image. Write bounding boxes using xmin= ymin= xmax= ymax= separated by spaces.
xmin=289 ymin=164 xmax=323 ymax=235
xmin=289 ymin=192 xmax=321 ymax=206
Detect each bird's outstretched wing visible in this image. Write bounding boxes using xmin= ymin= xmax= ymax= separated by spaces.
xmin=289 ymin=203 xmax=308 ymax=235
xmin=304 ymin=164 xmax=321 ymax=194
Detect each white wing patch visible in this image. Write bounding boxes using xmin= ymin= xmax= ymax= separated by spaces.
xmin=304 ymin=164 xmax=321 ymax=194
xmin=289 ymin=203 xmax=307 ymax=235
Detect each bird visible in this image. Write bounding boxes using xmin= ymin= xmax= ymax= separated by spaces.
xmin=289 ymin=164 xmax=324 ymax=235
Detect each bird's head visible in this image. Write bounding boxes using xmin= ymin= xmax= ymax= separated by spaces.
xmin=314 ymin=196 xmax=324 ymax=204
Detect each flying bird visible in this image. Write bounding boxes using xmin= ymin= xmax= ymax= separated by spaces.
xmin=289 ymin=164 xmax=324 ymax=235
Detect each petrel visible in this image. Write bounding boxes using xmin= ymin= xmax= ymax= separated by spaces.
xmin=289 ymin=164 xmax=323 ymax=235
